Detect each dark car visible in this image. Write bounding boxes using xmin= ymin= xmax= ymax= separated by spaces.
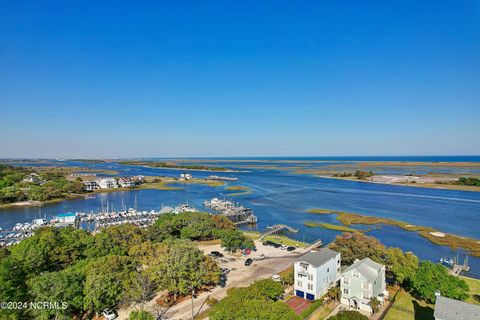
xmin=287 ymin=246 xmax=296 ymax=251
xmin=209 ymin=251 xmax=224 ymax=258
xmin=244 ymin=258 xmax=253 ymax=266
xmin=272 ymin=243 xmax=281 ymax=248
xmin=263 ymin=240 xmax=273 ymax=246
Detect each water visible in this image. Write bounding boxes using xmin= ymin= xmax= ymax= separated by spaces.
xmin=1 ymin=157 xmax=479 ymax=278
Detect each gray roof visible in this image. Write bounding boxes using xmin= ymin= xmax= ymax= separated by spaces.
xmin=434 ymin=296 xmax=480 ymax=320
xmin=297 ymin=248 xmax=339 ymax=267
xmin=343 ymin=258 xmax=384 ymax=282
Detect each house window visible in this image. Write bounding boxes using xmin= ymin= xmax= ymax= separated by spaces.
xmin=343 ymin=288 xmax=349 ymax=295
xmin=307 ymin=274 xmax=313 ymax=281
xmin=297 ymin=280 xmax=302 ymax=287
xmin=308 ymin=284 xmax=313 ymax=290
xmin=327 ymin=267 xmax=330 ymax=273
xmin=362 ymin=292 xmax=370 ymax=299
xmin=363 ymin=282 xmax=370 ymax=290
xmin=353 ymin=271 xmax=359 ymax=277
xmin=343 ymin=278 xmax=349 ymax=285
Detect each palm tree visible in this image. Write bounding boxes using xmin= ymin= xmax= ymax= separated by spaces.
xmin=328 ymin=286 xmax=341 ymax=303
xmin=368 ymin=297 xmax=381 ymax=315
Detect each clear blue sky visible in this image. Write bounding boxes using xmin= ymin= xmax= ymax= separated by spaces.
xmin=1 ymin=1 xmax=479 ymax=158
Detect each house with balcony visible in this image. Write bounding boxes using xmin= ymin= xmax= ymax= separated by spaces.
xmin=118 ymin=177 xmax=137 ymax=188
xmin=97 ymin=177 xmax=118 ymax=189
xmin=340 ymin=257 xmax=388 ymax=313
xmin=294 ymin=248 xmax=341 ymax=301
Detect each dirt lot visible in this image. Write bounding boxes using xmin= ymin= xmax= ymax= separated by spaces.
xmin=117 ymin=240 xmax=316 ymax=320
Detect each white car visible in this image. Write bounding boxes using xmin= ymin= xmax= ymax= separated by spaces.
xmin=252 ymin=254 xmax=266 ymax=261
xmin=280 ymin=245 xmax=288 ymax=250
xmin=102 ymin=309 xmax=117 ymax=320
xmin=271 ymin=274 xmax=281 ymax=282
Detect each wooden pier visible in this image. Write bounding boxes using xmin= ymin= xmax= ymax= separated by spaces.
xmin=260 ymin=224 xmax=299 ymax=240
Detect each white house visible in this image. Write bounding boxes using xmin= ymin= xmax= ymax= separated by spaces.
xmin=340 ymin=258 xmax=388 ymax=313
xmin=83 ymin=180 xmax=98 ymax=191
xmin=118 ymin=177 xmax=137 ymax=188
xmin=434 ymin=294 xmax=480 ymax=320
xmin=180 ymin=173 xmax=192 ymax=180
xmin=97 ymin=177 xmax=118 ymax=189
xmin=294 ymin=248 xmax=341 ymax=301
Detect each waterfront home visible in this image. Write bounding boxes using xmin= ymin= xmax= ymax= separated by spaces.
xmin=434 ymin=294 xmax=480 ymax=320
xmin=294 ymin=248 xmax=341 ymax=300
xmin=83 ymin=180 xmax=98 ymax=191
xmin=340 ymin=258 xmax=388 ymax=313
xmin=118 ymin=177 xmax=137 ymax=188
xmin=180 ymin=173 xmax=192 ymax=180
xmin=97 ymin=177 xmax=118 ymax=189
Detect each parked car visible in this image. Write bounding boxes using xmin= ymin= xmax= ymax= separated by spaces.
xmin=209 ymin=251 xmax=224 ymax=258
xmin=280 ymin=245 xmax=288 ymax=250
xmin=287 ymin=246 xmax=296 ymax=251
xmin=244 ymin=258 xmax=253 ymax=266
xmin=263 ymin=240 xmax=273 ymax=246
xmin=272 ymin=243 xmax=281 ymax=248
xmin=271 ymin=274 xmax=281 ymax=282
xmin=252 ymin=254 xmax=266 ymax=261
xmin=102 ymin=309 xmax=117 ymax=320
xmin=221 ymin=268 xmax=230 ymax=275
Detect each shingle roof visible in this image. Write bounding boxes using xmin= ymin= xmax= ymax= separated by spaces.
xmin=434 ymin=296 xmax=480 ymax=320
xmin=343 ymin=257 xmax=383 ymax=281
xmin=297 ymin=248 xmax=339 ymax=267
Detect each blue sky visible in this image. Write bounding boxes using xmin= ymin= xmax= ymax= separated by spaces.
xmin=1 ymin=1 xmax=479 ymax=158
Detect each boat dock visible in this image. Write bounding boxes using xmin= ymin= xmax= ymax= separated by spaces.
xmin=259 ymin=224 xmax=299 ymax=240
xmin=0 ymin=203 xmax=199 ymax=247
xmin=204 ymin=198 xmax=257 ymax=225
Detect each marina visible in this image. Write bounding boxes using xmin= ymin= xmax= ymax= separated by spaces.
xmin=0 ymin=203 xmax=200 ymax=247
xmin=203 ymin=198 xmax=257 ymax=224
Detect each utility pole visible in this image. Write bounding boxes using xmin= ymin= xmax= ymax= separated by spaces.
xmin=191 ymin=285 xmax=195 ymax=320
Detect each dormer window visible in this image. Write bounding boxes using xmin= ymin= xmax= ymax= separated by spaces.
xmin=353 ymin=270 xmax=359 ymax=277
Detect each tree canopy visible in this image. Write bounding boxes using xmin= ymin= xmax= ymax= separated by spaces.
xmin=410 ymin=261 xmax=469 ymax=303
xmin=209 ymin=279 xmax=299 ymax=320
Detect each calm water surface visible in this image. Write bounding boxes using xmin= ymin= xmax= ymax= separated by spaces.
xmin=1 ymin=158 xmax=479 ymax=278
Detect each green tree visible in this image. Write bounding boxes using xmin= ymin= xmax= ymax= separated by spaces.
xmin=148 ymin=239 xmax=220 ymax=299
xmin=410 ymin=261 xmax=469 ymax=303
xmin=129 ymin=310 xmax=154 ymax=320
xmin=329 ymin=233 xmax=385 ymax=265
xmin=368 ymin=297 xmax=381 ymax=315
xmin=328 ymin=286 xmax=341 ymax=303
xmin=330 ymin=310 xmax=369 ymax=320
xmin=83 ymin=255 xmax=138 ymax=314
xmin=220 ymin=230 xmax=255 ymax=252
xmin=209 ymin=279 xmax=299 ymax=320
xmin=27 ymin=260 xmax=89 ymax=319
xmin=0 ymin=256 xmax=29 ymax=320
xmin=385 ymin=247 xmax=418 ymax=285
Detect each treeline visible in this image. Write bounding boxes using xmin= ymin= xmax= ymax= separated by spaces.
xmin=456 ymin=177 xmax=480 ymax=187
xmin=118 ymin=161 xmax=229 ymax=171
xmin=0 ymin=211 xmax=254 ymax=319
xmin=0 ymin=165 xmax=85 ymax=204
xmin=332 ymin=170 xmax=374 ymax=180
xmin=329 ymin=233 xmax=470 ymax=303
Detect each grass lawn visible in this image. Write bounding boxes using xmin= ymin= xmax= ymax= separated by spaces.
xmin=384 ymin=288 xmax=434 ymax=320
xmin=460 ymin=275 xmax=480 ymax=305
xmin=263 ymin=234 xmax=308 ymax=247
xmin=308 ymin=301 xmax=336 ymax=320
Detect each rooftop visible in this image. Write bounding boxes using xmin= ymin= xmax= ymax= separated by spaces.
xmin=297 ymin=248 xmax=339 ymax=267
xmin=343 ymin=257 xmax=384 ymax=281
xmin=434 ymin=296 xmax=480 ymax=320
